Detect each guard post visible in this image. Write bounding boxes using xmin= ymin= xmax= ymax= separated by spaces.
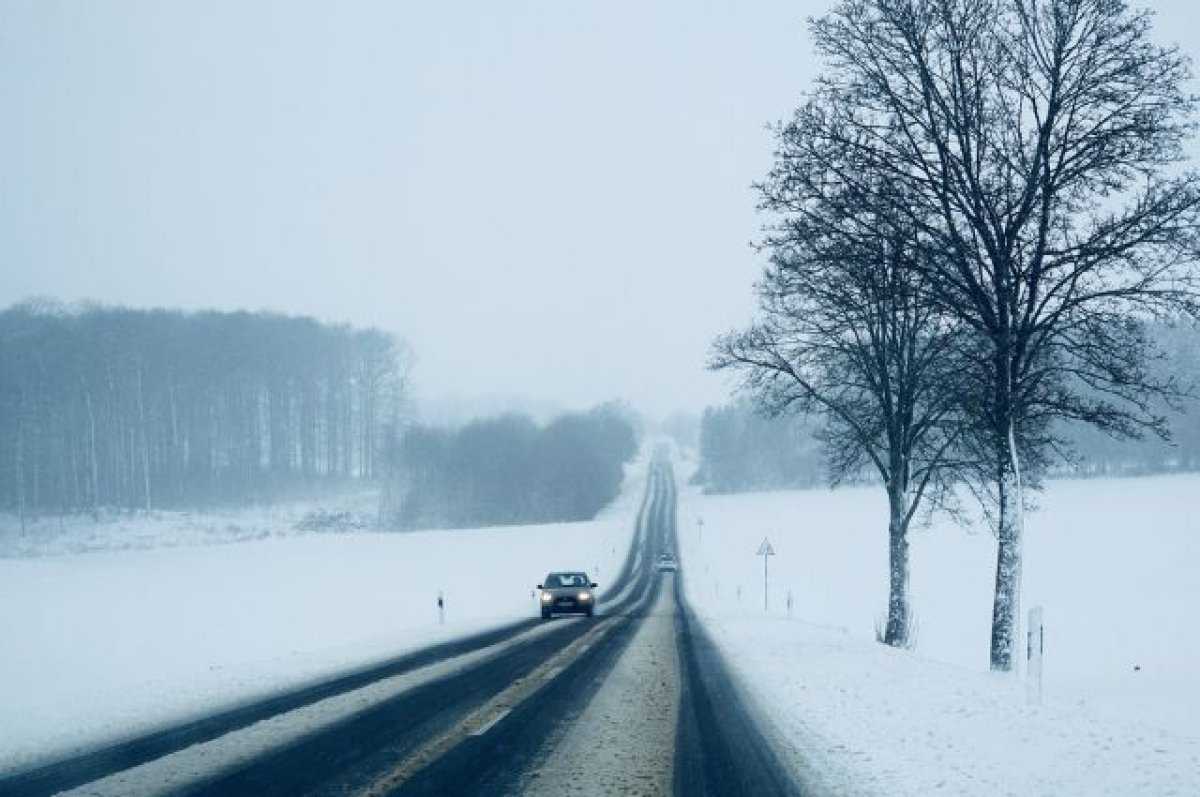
xmin=1026 ymin=605 xmax=1044 ymax=704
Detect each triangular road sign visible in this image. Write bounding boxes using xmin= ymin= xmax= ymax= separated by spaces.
xmin=757 ymin=537 xmax=776 ymax=556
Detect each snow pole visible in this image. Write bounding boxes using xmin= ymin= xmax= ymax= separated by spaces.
xmin=1026 ymin=606 xmax=1044 ymax=705
xmin=437 ymin=591 xmax=445 ymax=625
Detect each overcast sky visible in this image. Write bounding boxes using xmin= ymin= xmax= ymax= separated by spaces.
xmin=2 ymin=1 xmax=1197 ymax=418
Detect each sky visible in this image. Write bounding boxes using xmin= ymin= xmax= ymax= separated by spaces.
xmin=2 ymin=1 xmax=1198 ymax=418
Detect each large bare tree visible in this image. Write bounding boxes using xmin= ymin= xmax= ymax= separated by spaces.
xmin=713 ymin=182 xmax=963 ymax=647
xmin=786 ymin=0 xmax=1200 ymax=669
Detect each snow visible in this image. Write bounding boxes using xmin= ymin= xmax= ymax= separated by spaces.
xmin=678 ymin=469 xmax=1200 ymax=796
xmin=0 ymin=454 xmax=648 ymax=776
xmin=0 ymin=490 xmax=381 ymax=558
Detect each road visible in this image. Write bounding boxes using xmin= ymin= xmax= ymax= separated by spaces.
xmin=2 ymin=456 xmax=803 ymax=797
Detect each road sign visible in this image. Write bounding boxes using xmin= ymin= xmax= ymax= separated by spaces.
xmin=758 ymin=537 xmax=775 ymax=611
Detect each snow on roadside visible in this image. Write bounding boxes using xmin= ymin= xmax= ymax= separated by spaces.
xmin=0 ymin=453 xmax=649 ymax=776
xmin=677 ymin=471 xmax=1200 ymax=796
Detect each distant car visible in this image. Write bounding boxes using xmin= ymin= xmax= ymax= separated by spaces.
xmin=537 ymin=572 xmax=598 ymax=619
xmin=656 ymin=552 xmax=678 ymax=572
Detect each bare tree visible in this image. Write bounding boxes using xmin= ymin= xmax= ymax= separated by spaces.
xmin=790 ymin=0 xmax=1200 ymax=669
xmin=713 ymin=183 xmax=963 ymax=647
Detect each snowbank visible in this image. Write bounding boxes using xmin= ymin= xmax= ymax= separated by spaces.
xmin=0 ymin=454 xmax=649 ymax=775
xmin=678 ymin=473 xmax=1200 ymax=795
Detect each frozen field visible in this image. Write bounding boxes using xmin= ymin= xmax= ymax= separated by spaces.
xmin=0 ymin=457 xmax=647 ymax=775
xmin=0 ymin=490 xmax=382 ymax=559
xmin=678 ymin=472 xmax=1200 ymax=795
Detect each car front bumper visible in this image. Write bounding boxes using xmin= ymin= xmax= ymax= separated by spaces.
xmin=543 ymin=596 xmax=594 ymax=614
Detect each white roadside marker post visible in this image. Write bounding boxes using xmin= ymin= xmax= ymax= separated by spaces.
xmin=757 ymin=537 xmax=776 ymax=613
xmin=697 ymin=516 xmax=704 ymax=544
xmin=437 ymin=591 xmax=445 ymax=625
xmin=1026 ymin=605 xmax=1044 ymax=705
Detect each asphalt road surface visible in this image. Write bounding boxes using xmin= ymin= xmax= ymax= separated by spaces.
xmin=3 ymin=456 xmax=805 ymax=797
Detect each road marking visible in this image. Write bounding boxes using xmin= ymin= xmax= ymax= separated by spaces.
xmin=470 ymin=708 xmax=511 ymax=737
xmin=359 ymin=614 xmax=623 ymax=796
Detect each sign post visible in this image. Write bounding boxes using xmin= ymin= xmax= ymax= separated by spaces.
xmin=1026 ymin=605 xmax=1044 ymax=705
xmin=757 ymin=537 xmax=776 ymax=612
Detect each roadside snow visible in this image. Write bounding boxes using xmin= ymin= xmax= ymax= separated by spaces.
xmin=678 ymin=471 xmax=1200 ymax=796
xmin=0 ymin=455 xmax=647 ymax=776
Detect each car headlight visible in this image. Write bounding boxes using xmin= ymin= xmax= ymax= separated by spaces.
xmin=578 ymin=591 xmax=592 ymax=601
xmin=541 ymin=591 xmax=553 ymax=602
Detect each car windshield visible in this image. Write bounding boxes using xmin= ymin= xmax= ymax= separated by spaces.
xmin=545 ymin=573 xmax=588 ymax=588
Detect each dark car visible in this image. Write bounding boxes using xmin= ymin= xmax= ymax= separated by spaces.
xmin=537 ymin=571 xmax=598 ymax=618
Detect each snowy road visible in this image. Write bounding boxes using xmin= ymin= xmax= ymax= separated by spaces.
xmin=519 ymin=574 xmax=680 ymax=796
xmin=2 ymin=457 xmax=805 ymax=797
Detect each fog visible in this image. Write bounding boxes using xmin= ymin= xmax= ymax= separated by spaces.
xmin=0 ymin=1 xmax=809 ymax=417
xmin=3 ymin=1 xmax=1198 ymax=417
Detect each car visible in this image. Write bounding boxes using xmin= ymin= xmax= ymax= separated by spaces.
xmin=656 ymin=552 xmax=678 ymax=572
xmin=537 ymin=571 xmax=598 ymax=618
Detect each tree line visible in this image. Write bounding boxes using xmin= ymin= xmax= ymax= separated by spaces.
xmin=698 ymin=324 xmax=1200 ymax=493
xmin=0 ymin=300 xmax=409 ymax=522
xmin=713 ymin=0 xmax=1200 ymax=669
xmin=694 ymin=402 xmax=824 ymax=493
xmin=381 ymin=403 xmax=639 ymax=530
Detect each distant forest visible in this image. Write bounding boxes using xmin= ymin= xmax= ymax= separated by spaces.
xmin=382 ymin=403 xmax=639 ymax=530
xmin=694 ymin=401 xmax=825 ymax=494
xmin=697 ymin=326 xmax=1200 ymax=494
xmin=0 ymin=300 xmax=409 ymax=517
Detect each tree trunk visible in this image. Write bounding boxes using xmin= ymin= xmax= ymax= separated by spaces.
xmin=16 ymin=406 xmax=26 ymax=536
xmin=82 ymin=382 xmax=99 ymax=513
xmin=137 ymin=365 xmax=151 ymax=512
xmin=989 ymin=421 xmax=1023 ymax=671
xmin=884 ymin=485 xmax=911 ymax=647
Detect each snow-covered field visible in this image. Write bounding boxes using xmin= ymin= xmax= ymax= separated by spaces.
xmin=0 ymin=456 xmax=647 ymax=776
xmin=679 ymin=472 xmax=1200 ymax=795
xmin=0 ymin=490 xmax=382 ymax=559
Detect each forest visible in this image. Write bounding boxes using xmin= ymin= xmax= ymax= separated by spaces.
xmin=0 ymin=300 xmax=409 ymax=519
xmin=693 ymin=402 xmax=824 ymax=493
xmin=382 ymin=403 xmax=639 ymax=530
